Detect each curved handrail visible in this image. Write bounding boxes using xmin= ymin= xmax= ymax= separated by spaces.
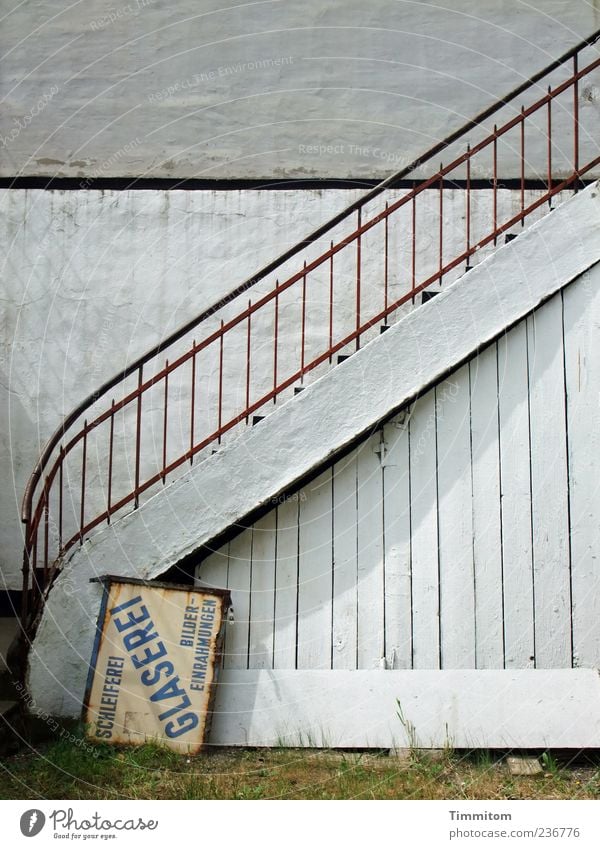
xmin=20 ymin=28 xmax=600 ymax=629
xmin=21 ymin=26 xmax=600 ymax=529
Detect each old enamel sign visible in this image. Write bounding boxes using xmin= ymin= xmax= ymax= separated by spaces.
xmin=83 ymin=576 xmax=230 ymax=754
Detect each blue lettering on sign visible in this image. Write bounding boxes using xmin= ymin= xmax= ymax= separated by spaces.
xmin=109 ymin=595 xmax=200 ymax=738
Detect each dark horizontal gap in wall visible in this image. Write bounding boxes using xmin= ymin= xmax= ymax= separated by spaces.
xmin=1 ymin=176 xmax=595 ymax=192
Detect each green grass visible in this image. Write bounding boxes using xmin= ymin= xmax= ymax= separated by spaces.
xmin=1 ymin=728 xmax=600 ymax=800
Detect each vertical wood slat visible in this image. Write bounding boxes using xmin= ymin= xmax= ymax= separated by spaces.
xmin=192 ymin=279 xmax=597 ymax=676
xmin=564 ymin=274 xmax=600 ymax=667
xmin=469 ymin=346 xmax=504 ymax=669
xmin=382 ymin=414 xmax=412 ymax=669
xmin=273 ymin=496 xmax=299 ymax=669
xmin=248 ymin=512 xmax=276 ymax=669
xmin=332 ymin=449 xmax=358 ymax=669
xmin=527 ymin=302 xmax=571 ymax=667
xmin=297 ymin=469 xmax=333 ymax=669
xmin=409 ymin=390 xmax=440 ymax=669
xmin=223 ymin=530 xmax=253 ymax=669
xmin=194 ymin=542 xmax=231 ymax=659
xmin=356 ymin=433 xmax=385 ymax=668
xmin=498 ymin=323 xmax=535 ymax=668
xmin=437 ymin=367 xmax=476 ymax=668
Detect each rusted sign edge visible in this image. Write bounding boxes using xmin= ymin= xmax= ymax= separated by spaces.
xmin=90 ymin=573 xmax=232 ymax=604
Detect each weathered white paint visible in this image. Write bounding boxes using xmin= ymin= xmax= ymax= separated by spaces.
xmin=564 ymin=270 xmax=600 ymax=668
xmin=3 ymin=1 xmax=600 ymax=179
xmin=2 ymin=186 xmax=561 ymax=590
xmin=469 ymin=346 xmax=503 ymax=669
xmin=332 ymin=450 xmax=358 ymax=670
xmin=381 ymin=415 xmax=411 ymax=670
xmin=498 ymin=322 xmax=534 ymax=669
xmin=437 ymin=365 xmax=475 ymax=669
xmin=208 ymin=669 xmax=600 ymax=748
xmin=297 ymin=470 xmax=332 ymax=670
xmin=407 ymin=392 xmax=439 ymax=669
xmin=357 ymin=433 xmax=384 ymax=668
xmin=527 ymin=299 xmax=572 ymax=668
xmin=26 ymin=182 xmax=600 ymax=717
xmin=194 ymin=274 xmax=600 ymax=684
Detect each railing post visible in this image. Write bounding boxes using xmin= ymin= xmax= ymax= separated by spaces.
xmin=384 ymin=202 xmax=389 ymax=313
xmin=520 ymin=105 xmax=526 ymax=224
xmin=466 ymin=144 xmax=471 ymax=265
xmin=134 ymin=366 xmax=142 ymax=508
xmin=80 ymin=424 xmax=87 ymax=541
xmin=107 ymin=404 xmax=114 ymax=519
xmin=438 ymin=163 xmax=444 ymax=284
xmin=493 ymin=125 xmax=498 ymax=244
xmin=162 ymin=360 xmax=169 ymax=481
xmin=329 ymin=241 xmax=334 ymax=362
xmin=273 ymin=283 xmax=279 ymax=402
xmin=356 ymin=208 xmax=362 ymax=350
xmin=190 ymin=344 xmax=196 ymax=464
xmin=574 ymin=53 xmax=580 ymax=185
xmin=218 ymin=321 xmax=224 ymax=443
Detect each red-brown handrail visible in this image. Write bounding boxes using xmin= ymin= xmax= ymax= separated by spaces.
xmin=21 ymin=29 xmax=600 ymax=632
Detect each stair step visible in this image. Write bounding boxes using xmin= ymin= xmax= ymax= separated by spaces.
xmin=380 ymin=325 xmax=390 ymax=334
xmin=505 ymin=233 xmax=519 ymax=243
xmin=337 ymin=354 xmax=351 ymax=364
xmin=294 ymin=386 xmax=305 ymax=395
xmin=252 ymin=415 xmax=265 ymax=426
xmin=421 ymin=290 xmax=439 ymax=304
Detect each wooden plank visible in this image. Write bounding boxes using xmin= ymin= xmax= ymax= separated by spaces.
xmin=563 ymin=274 xmax=600 ymax=668
xmin=527 ymin=301 xmax=571 ymax=668
xmin=382 ymin=413 xmax=412 ymax=669
xmin=195 ymin=545 xmax=229 ymax=591
xmin=498 ymin=323 xmax=534 ymax=668
xmin=332 ymin=448 xmax=358 ymax=669
xmin=297 ymin=469 xmax=334 ymax=668
xmin=273 ymin=495 xmax=299 ymax=669
xmin=409 ymin=389 xmax=440 ymax=669
xmin=436 ymin=366 xmax=475 ymax=668
xmin=356 ymin=432 xmax=385 ymax=668
xmin=248 ymin=511 xmax=277 ymax=669
xmin=469 ymin=344 xmax=504 ymax=668
xmin=209 ymin=668 xmax=600 ymax=749
xmin=222 ymin=529 xmax=252 ymax=669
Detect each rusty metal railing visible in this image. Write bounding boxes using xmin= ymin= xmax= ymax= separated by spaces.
xmin=21 ymin=29 xmax=600 ymax=633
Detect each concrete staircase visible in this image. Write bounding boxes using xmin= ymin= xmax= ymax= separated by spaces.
xmin=26 ymin=180 xmax=600 ymax=721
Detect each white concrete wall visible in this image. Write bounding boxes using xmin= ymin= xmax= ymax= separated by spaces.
xmin=3 ymin=0 xmax=600 ymax=179
xmin=0 ymin=185 xmax=565 ymax=591
xmin=198 ymin=269 xmax=600 ymax=672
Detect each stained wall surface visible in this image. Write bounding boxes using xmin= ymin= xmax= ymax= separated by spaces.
xmin=197 ymin=273 xmax=600 ymax=672
xmin=2 ymin=0 xmax=600 ymax=179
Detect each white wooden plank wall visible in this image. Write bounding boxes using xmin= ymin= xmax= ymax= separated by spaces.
xmin=332 ymin=449 xmax=358 ymax=669
xmin=563 ymin=275 xmax=600 ymax=668
xmin=469 ymin=345 xmax=504 ymax=668
xmin=196 ymin=274 xmax=599 ymax=671
xmin=498 ymin=323 xmax=535 ymax=668
xmin=381 ymin=414 xmax=412 ymax=668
